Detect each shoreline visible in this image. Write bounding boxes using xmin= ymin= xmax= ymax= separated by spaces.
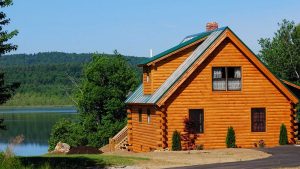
xmin=0 ymin=105 xmax=76 ymax=109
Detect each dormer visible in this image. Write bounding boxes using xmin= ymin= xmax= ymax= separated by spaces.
xmin=140 ymin=22 xmax=220 ymax=95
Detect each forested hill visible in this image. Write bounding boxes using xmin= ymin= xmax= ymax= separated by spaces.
xmin=0 ymin=52 xmax=147 ymax=106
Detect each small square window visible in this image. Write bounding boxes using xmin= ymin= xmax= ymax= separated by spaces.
xmin=212 ymin=67 xmax=241 ymax=91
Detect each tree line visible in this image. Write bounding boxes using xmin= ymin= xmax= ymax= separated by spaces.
xmin=0 ymin=52 xmax=146 ymax=106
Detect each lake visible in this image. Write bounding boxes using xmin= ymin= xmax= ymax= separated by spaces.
xmin=0 ymin=106 xmax=78 ymax=156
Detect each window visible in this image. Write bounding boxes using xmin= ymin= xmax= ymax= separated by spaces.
xmin=213 ymin=67 xmax=241 ymax=91
xmin=145 ymin=67 xmax=150 ymax=83
xmin=146 ymin=74 xmax=150 ymax=83
xmin=147 ymin=108 xmax=151 ymax=124
xmin=138 ymin=108 xmax=142 ymax=122
xmin=251 ymin=108 xmax=266 ymax=132
xmin=189 ymin=109 xmax=204 ymax=133
xmin=212 ymin=67 xmax=226 ymax=90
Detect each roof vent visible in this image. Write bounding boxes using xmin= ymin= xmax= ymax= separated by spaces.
xmin=206 ymin=22 xmax=218 ymax=31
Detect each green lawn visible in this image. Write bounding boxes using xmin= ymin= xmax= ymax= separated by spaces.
xmin=3 ymin=154 xmax=149 ymax=169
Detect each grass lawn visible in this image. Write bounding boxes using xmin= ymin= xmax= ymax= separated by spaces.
xmin=17 ymin=154 xmax=149 ymax=169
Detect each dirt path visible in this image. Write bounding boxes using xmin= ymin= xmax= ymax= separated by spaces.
xmin=105 ymin=148 xmax=270 ymax=169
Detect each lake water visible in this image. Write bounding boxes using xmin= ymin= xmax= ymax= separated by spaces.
xmin=0 ymin=106 xmax=78 ymax=156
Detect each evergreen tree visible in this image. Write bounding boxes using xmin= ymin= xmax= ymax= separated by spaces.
xmin=172 ymin=130 xmax=181 ymax=151
xmin=0 ymin=0 xmax=20 ymax=130
xmin=226 ymin=126 xmax=236 ymax=148
xmin=279 ymin=123 xmax=288 ymax=145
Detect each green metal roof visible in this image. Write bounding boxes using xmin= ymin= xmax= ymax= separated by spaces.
xmin=126 ymin=28 xmax=225 ymax=104
xmin=126 ymin=26 xmax=300 ymax=105
xmin=139 ymin=27 xmax=228 ymax=65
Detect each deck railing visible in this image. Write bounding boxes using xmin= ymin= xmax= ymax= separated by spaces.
xmin=109 ymin=126 xmax=128 ymax=151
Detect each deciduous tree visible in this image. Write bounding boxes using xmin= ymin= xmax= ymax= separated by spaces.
xmin=258 ymin=20 xmax=300 ymax=84
xmin=75 ymin=51 xmax=138 ymax=147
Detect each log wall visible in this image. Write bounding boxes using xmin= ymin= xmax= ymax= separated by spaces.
xmin=130 ymin=106 xmax=161 ymax=152
xmin=143 ymin=43 xmax=199 ymax=94
xmin=165 ymin=38 xmax=294 ymax=149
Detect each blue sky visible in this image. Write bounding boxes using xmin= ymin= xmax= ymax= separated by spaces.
xmin=5 ymin=0 xmax=300 ymax=57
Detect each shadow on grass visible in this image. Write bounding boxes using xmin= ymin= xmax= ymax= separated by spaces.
xmin=19 ymin=156 xmax=105 ymax=169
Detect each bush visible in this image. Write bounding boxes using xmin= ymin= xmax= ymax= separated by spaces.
xmin=226 ymin=126 xmax=236 ymax=148
xmin=181 ymin=118 xmax=199 ymax=150
xmin=48 ymin=119 xmax=87 ymax=151
xmin=172 ymin=130 xmax=182 ymax=151
xmin=279 ymin=123 xmax=288 ymax=145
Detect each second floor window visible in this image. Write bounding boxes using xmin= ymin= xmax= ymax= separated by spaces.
xmin=213 ymin=67 xmax=241 ymax=91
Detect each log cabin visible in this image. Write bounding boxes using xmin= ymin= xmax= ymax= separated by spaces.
xmin=125 ymin=22 xmax=300 ymax=152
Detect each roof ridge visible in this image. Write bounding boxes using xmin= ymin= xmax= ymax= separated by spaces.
xmin=183 ymin=26 xmax=228 ymax=40
xmin=139 ymin=27 xmax=228 ymax=66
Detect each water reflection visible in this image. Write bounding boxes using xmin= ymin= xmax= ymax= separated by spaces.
xmin=0 ymin=107 xmax=77 ymax=156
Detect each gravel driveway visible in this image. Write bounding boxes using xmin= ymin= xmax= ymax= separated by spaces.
xmin=170 ymin=145 xmax=300 ymax=169
xmin=106 ymin=148 xmax=270 ymax=169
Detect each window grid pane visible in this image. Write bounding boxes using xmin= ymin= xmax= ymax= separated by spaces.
xmin=251 ymin=108 xmax=266 ymax=132
xmin=189 ymin=109 xmax=204 ymax=133
xmin=213 ymin=67 xmax=241 ymax=91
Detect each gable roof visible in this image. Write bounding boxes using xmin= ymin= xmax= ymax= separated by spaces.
xmin=139 ymin=27 xmax=227 ymax=66
xmin=126 ymin=27 xmax=299 ymax=106
xmin=126 ymin=28 xmax=225 ymax=104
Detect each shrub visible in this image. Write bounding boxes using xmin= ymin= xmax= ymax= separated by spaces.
xmin=279 ymin=123 xmax=288 ymax=145
xmin=181 ymin=118 xmax=199 ymax=150
xmin=226 ymin=126 xmax=236 ymax=148
xmin=172 ymin=130 xmax=182 ymax=151
xmin=48 ymin=118 xmax=87 ymax=151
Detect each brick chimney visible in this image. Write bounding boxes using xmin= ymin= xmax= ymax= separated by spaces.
xmin=206 ymin=22 xmax=218 ymax=31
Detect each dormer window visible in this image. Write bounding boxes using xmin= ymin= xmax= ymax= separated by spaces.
xmin=146 ymin=72 xmax=150 ymax=83
xmin=213 ymin=67 xmax=241 ymax=91
xmin=145 ymin=67 xmax=150 ymax=83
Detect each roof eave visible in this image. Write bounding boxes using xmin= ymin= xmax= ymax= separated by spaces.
xmin=126 ymin=102 xmax=155 ymax=106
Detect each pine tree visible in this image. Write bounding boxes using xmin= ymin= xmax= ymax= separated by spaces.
xmin=279 ymin=123 xmax=288 ymax=145
xmin=172 ymin=130 xmax=181 ymax=151
xmin=226 ymin=126 xmax=236 ymax=148
xmin=0 ymin=0 xmax=20 ymax=130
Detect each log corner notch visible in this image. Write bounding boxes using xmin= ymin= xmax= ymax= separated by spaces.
xmin=290 ymin=102 xmax=298 ymax=144
xmin=127 ymin=108 xmax=133 ymax=151
xmin=157 ymin=106 xmax=168 ymax=149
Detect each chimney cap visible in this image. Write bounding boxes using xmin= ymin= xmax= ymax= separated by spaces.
xmin=206 ymin=22 xmax=219 ymax=32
